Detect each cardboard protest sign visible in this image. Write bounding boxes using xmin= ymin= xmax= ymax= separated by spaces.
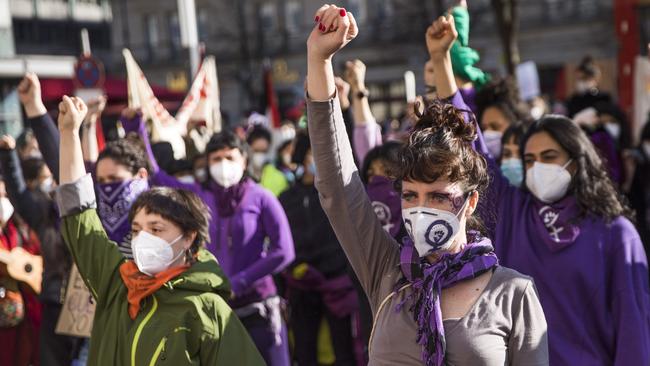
xmin=55 ymin=265 xmax=96 ymax=338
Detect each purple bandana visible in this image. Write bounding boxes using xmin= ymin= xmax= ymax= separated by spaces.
xmin=531 ymin=196 xmax=581 ymax=252
xmin=366 ymin=176 xmax=402 ymax=238
xmin=209 ymin=178 xmax=253 ymax=217
xmin=97 ymin=178 xmax=149 ymax=244
xmin=396 ymin=235 xmax=498 ymax=366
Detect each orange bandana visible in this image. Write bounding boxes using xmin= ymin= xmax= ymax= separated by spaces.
xmin=119 ymin=261 xmax=189 ymax=319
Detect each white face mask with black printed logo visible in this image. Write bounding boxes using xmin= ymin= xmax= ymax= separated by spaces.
xmin=401 ymin=197 xmax=469 ymax=257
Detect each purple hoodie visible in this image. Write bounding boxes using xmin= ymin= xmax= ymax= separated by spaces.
xmin=448 ymin=91 xmax=650 ymax=365
xmin=149 ymin=152 xmax=295 ymax=309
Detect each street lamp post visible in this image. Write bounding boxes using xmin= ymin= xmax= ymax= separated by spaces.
xmin=177 ymin=0 xmax=200 ymax=78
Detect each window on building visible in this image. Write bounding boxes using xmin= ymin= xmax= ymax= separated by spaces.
xmin=377 ymin=0 xmax=393 ymax=18
xmin=347 ymin=0 xmax=367 ymax=23
xmin=0 ymin=80 xmax=23 ymax=140
xmin=169 ymin=13 xmax=181 ymax=51
xmin=197 ymin=10 xmax=209 ymax=41
xmin=285 ymin=0 xmax=302 ymax=33
xmin=145 ymin=15 xmax=159 ymax=48
xmin=260 ymin=3 xmax=277 ymax=31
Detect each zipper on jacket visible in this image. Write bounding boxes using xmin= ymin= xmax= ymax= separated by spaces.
xmin=131 ymin=295 xmax=158 ymax=366
xmin=148 ymin=327 xmax=191 ymax=365
xmin=149 ymin=336 xmax=167 ymax=366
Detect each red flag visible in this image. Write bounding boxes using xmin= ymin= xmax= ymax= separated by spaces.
xmin=96 ymin=117 xmax=106 ymax=152
xmin=264 ymin=64 xmax=281 ymax=128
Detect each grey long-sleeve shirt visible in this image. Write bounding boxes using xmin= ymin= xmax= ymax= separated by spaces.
xmin=306 ymin=95 xmax=548 ymax=365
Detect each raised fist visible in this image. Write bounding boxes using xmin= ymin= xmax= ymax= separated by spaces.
xmin=345 ymin=59 xmax=366 ymax=92
xmin=58 ymin=96 xmax=88 ymax=133
xmin=17 ymin=73 xmax=47 ymax=118
xmin=334 ymin=76 xmax=351 ymax=109
xmin=426 ymin=14 xmax=458 ymax=60
xmin=307 ymin=4 xmax=358 ymax=62
xmin=87 ymin=95 xmax=107 ymax=118
xmin=0 ymin=135 xmax=16 ymax=151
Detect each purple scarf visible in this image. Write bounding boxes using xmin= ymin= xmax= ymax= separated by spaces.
xmin=209 ymin=178 xmax=253 ymax=217
xmin=366 ymin=176 xmax=402 ymax=238
xmin=396 ymin=236 xmax=498 ymax=366
xmin=97 ymin=178 xmax=149 ymax=244
xmin=531 ymin=196 xmax=581 ymax=252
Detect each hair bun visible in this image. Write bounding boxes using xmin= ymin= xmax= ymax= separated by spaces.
xmin=413 ymin=99 xmax=476 ymax=144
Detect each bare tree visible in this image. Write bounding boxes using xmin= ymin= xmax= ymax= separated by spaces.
xmin=491 ymin=0 xmax=520 ymax=77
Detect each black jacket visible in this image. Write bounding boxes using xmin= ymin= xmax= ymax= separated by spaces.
xmin=0 ymin=148 xmax=70 ymax=303
xmin=279 ymin=182 xmax=349 ymax=278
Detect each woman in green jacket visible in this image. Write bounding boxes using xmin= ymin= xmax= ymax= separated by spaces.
xmin=54 ymin=95 xmax=265 ymax=365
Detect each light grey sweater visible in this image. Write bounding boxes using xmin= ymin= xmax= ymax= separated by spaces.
xmin=306 ymin=96 xmax=549 ymax=366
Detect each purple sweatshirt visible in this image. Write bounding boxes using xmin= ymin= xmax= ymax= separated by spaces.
xmin=449 ymin=91 xmax=650 ymax=365
xmin=137 ymin=118 xmax=295 ymax=309
xmin=209 ymin=182 xmax=295 ymax=308
xmin=590 ymin=129 xmax=623 ymax=185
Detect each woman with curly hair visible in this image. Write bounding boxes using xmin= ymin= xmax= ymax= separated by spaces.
xmin=305 ymin=5 xmax=548 ymax=365
xmin=429 ymin=10 xmax=650 ymax=366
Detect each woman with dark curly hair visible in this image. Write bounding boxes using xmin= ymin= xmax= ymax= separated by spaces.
xmin=305 ymin=5 xmax=548 ymax=365
xmin=429 ymin=9 xmax=650 ymax=366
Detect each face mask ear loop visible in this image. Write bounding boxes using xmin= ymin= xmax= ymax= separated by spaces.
xmin=167 ymin=236 xmax=188 ymax=267
xmin=562 ymin=159 xmax=573 ymax=169
xmin=455 ymin=191 xmax=474 ymax=219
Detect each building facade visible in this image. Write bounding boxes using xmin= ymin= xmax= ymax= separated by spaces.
xmin=0 ymin=0 xmax=112 ymax=136
xmin=110 ymin=0 xmax=618 ymax=124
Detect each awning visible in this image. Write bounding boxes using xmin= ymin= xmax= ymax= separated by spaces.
xmin=39 ymin=77 xmax=186 ymax=114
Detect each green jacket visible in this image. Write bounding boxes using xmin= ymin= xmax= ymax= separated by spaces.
xmin=57 ymin=174 xmax=265 ymax=366
xmin=259 ymin=164 xmax=290 ymax=197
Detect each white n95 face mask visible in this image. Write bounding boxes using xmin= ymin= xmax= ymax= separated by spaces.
xmin=251 ymin=152 xmax=267 ymax=170
xmin=603 ymin=122 xmax=621 ymax=140
xmin=131 ymin=231 xmax=185 ymax=276
xmin=401 ymin=198 xmax=469 ymax=257
xmin=526 ymin=160 xmax=573 ymax=204
xmin=210 ymin=160 xmax=244 ymax=188
xmin=0 ymin=197 xmax=14 ymax=224
xmin=40 ymin=176 xmax=55 ymax=194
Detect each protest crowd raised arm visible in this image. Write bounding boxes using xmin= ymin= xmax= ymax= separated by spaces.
xmin=0 ymin=1 xmax=649 ymax=366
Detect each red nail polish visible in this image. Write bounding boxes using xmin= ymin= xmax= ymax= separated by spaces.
xmin=315 ymin=16 xmax=320 ymax=22
xmin=339 ymin=8 xmax=347 ymax=17
xmin=319 ymin=23 xmax=324 ymax=31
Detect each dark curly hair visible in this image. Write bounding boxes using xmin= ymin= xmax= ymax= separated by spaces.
xmin=97 ymin=137 xmax=150 ymax=174
xmin=521 ymin=115 xmax=633 ymax=222
xmin=475 ymin=77 xmax=529 ymax=126
xmin=129 ymin=187 xmax=211 ymax=262
xmin=395 ymin=100 xmax=489 ymax=232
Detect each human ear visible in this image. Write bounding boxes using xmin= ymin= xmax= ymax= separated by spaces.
xmin=465 ymin=191 xmax=479 ymax=217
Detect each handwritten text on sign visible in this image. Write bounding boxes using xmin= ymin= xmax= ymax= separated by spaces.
xmin=55 ymin=265 xmax=96 ymax=337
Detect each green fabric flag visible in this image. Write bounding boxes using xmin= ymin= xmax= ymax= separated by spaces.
xmin=450 ymin=6 xmax=491 ymax=89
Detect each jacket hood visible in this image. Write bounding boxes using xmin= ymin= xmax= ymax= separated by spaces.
xmin=169 ymin=248 xmax=231 ymax=298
